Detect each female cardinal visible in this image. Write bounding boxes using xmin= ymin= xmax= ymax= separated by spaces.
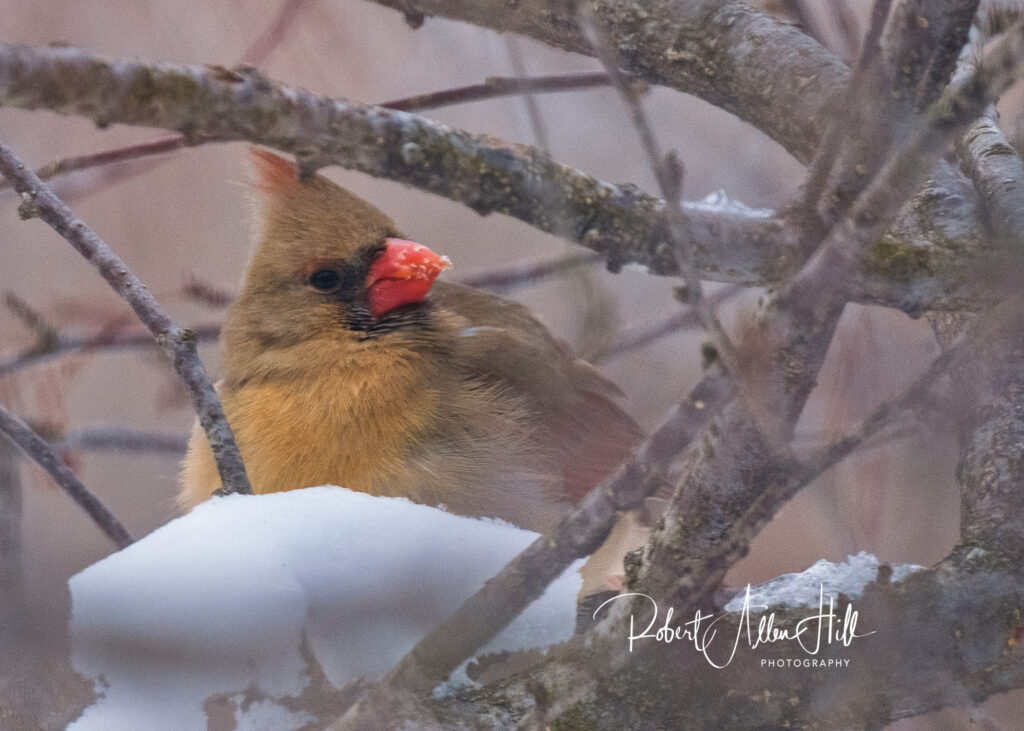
xmin=179 ymin=149 xmax=642 ymax=535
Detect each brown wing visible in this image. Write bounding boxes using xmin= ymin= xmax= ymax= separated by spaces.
xmin=430 ymin=281 xmax=643 ymax=503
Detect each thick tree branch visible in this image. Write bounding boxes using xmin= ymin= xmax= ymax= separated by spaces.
xmin=0 ymin=42 xmax=997 ymax=314
xmin=425 ymin=554 xmax=1024 ymax=729
xmin=640 ymin=14 xmax=1024 ymax=609
xmin=0 ymin=140 xmax=251 ymax=498
xmin=337 ymin=371 xmax=735 ymax=726
xmin=0 ymin=43 xmax=786 ymax=282
xmin=407 ymin=299 xmax=1024 ymax=729
xmin=368 ymin=0 xmax=847 ymax=164
xmin=958 ymin=107 xmax=1024 ymax=252
xmin=0 ymin=73 xmax=613 ymax=194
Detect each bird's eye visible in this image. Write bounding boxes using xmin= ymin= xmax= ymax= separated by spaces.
xmin=309 ymin=269 xmax=341 ymax=292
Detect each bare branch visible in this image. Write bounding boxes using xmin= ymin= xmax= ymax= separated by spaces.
xmin=579 ymin=7 xmax=740 ymax=377
xmin=383 ymin=71 xmax=613 ymax=113
xmin=958 ymin=108 xmax=1024 ymax=250
xmin=0 ymin=140 xmax=250 ymax=497
xmin=0 ymin=42 xmax=1001 ymax=314
xmin=54 ymin=427 xmax=188 ymax=456
xmin=456 ymin=250 xmax=600 ymax=293
xmin=0 ymin=135 xmax=196 ymax=193
xmin=800 ymin=0 xmax=892 ymax=211
xmin=338 ymin=371 xmax=735 ymax=725
xmin=238 ymin=0 xmax=312 ymax=66
xmin=0 ymin=73 xmax=613 ymax=197
xmin=0 ymin=434 xmax=24 ymax=633
xmin=0 ymin=323 xmax=221 ymax=379
xmin=0 ymin=404 xmax=132 ymax=549
xmin=597 ymin=286 xmax=742 ymax=363
xmin=366 ymin=0 xmax=848 ymax=164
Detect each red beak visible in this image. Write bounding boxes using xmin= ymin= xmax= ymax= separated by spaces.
xmin=365 ymin=238 xmax=452 ymax=318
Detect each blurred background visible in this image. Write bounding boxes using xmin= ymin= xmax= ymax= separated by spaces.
xmin=0 ymin=1 xmax=1015 ymax=728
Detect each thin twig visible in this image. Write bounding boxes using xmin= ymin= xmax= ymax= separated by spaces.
xmin=597 ymin=286 xmax=742 ymax=363
xmin=578 ymin=7 xmax=741 ymax=376
xmin=55 ymin=427 xmax=188 ymax=455
xmin=0 ymin=135 xmax=195 ymax=192
xmin=0 ymin=403 xmax=132 ymax=548
xmin=0 ymin=324 xmax=222 ymax=379
xmin=0 ymin=0 xmax=312 ymax=197
xmin=456 ymin=250 xmax=600 ymax=292
xmin=0 ymin=140 xmax=251 ymax=496
xmin=801 ymin=0 xmax=892 ymax=210
xmin=238 ymin=0 xmax=312 ymax=66
xmin=382 ymin=71 xmax=612 ymax=113
xmin=505 ymin=37 xmax=551 ymax=152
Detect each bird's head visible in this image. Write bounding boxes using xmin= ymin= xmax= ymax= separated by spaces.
xmin=222 ymin=149 xmax=451 ymax=383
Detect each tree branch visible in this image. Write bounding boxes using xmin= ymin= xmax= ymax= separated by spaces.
xmin=0 ymin=323 xmax=221 ymax=379
xmin=367 ymin=0 xmax=847 ymax=164
xmin=337 ymin=370 xmax=735 ymax=725
xmin=0 ymin=404 xmax=132 ymax=549
xmin=0 ymin=42 xmax=1003 ymax=314
xmin=0 ymin=140 xmax=251 ymax=498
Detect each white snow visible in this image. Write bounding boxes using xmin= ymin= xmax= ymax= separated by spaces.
xmin=724 ymin=551 xmax=924 ymax=612
xmin=684 ymin=189 xmax=775 ymax=218
xmin=68 ymin=486 xmax=582 ymax=730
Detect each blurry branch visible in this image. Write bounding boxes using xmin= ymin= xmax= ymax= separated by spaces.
xmin=597 ymin=286 xmax=742 ymax=363
xmin=580 ymin=7 xmax=739 ymax=377
xmin=238 ymin=0 xmax=313 ymax=66
xmin=0 ymin=434 xmax=23 ymax=634
xmin=456 ymin=250 xmax=600 ymax=292
xmin=4 ymin=293 xmax=59 ymax=352
xmin=504 ymin=37 xmax=552 ymax=152
xmin=385 ymin=70 xmax=612 ymax=113
xmin=54 ymin=427 xmax=188 ymax=456
xmin=338 ymin=371 xmax=736 ymax=725
xmin=367 ymin=0 xmax=847 ymax=164
xmin=799 ymin=0 xmax=891 ymax=212
xmin=0 ymin=140 xmax=251 ymax=498
xmin=0 ymin=323 xmax=222 ymax=379
xmin=0 ymin=0 xmax=308 ymax=199
xmin=0 ymin=404 xmax=132 ymax=549
xmin=0 ymin=42 xmax=995 ymax=314
xmin=0 ymin=135 xmax=195 ymax=193
xmin=182 ymin=275 xmax=234 ymax=308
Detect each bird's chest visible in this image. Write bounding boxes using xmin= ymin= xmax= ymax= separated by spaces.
xmin=227 ymin=358 xmax=441 ymax=496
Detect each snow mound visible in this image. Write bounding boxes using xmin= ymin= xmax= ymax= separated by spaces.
xmin=69 ymin=486 xmax=582 ymax=730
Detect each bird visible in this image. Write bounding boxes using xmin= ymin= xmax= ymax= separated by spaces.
xmin=179 ymin=149 xmax=643 ymax=537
